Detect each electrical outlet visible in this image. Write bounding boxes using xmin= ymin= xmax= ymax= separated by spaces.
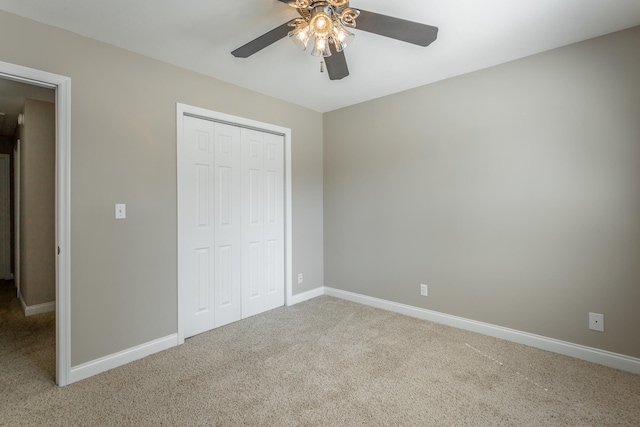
xmin=420 ymin=284 xmax=428 ymax=297
xmin=297 ymin=273 xmax=303 ymax=285
xmin=589 ymin=312 xmax=604 ymax=332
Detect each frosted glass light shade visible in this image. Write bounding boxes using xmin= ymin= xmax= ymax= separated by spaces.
xmin=309 ymin=11 xmax=332 ymax=38
xmin=311 ymin=36 xmax=332 ymax=57
xmin=288 ymin=24 xmax=311 ymax=50
xmin=333 ymin=22 xmax=355 ymax=52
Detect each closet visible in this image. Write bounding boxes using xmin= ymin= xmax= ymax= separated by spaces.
xmin=180 ymin=115 xmax=284 ymax=338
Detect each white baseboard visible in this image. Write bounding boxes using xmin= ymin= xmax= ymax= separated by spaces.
xmin=68 ymin=286 xmax=320 ymax=385
xmin=18 ymin=292 xmax=55 ymax=316
xmin=69 ymin=334 xmax=179 ymax=384
xmin=62 ymin=287 xmax=639 ymax=386
xmin=323 ymin=287 xmax=640 ymax=375
xmin=288 ymin=286 xmax=325 ymax=306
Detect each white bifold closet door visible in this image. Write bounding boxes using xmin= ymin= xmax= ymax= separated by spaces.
xmin=182 ymin=116 xmax=284 ymax=339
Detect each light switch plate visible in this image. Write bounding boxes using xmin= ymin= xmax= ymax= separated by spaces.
xmin=115 ymin=204 xmax=126 ymax=219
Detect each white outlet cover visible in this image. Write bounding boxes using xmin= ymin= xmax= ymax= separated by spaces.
xmin=589 ymin=312 xmax=604 ymax=332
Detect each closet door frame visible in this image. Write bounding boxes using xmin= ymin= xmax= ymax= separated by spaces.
xmin=176 ymin=103 xmax=292 ymax=345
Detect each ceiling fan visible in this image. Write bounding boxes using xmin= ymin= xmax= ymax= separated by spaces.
xmin=231 ymin=0 xmax=438 ymax=80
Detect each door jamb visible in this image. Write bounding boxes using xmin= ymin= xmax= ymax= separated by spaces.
xmin=0 ymin=154 xmax=10 ymax=280
xmin=13 ymin=140 xmax=20 ymax=298
xmin=176 ymin=103 xmax=293 ymax=345
xmin=0 ymin=61 xmax=72 ymax=386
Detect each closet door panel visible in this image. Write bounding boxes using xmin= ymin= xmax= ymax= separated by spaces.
xmin=262 ymin=133 xmax=285 ymax=311
xmin=241 ymin=129 xmax=266 ymax=318
xmin=213 ymin=123 xmax=242 ymax=328
xmin=181 ymin=117 xmax=216 ymax=338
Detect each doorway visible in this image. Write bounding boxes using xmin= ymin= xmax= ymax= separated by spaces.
xmin=0 ymin=61 xmax=71 ymax=386
xmin=176 ymin=103 xmax=293 ymax=343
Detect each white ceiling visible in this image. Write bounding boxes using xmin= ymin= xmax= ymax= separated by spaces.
xmin=1 ymin=0 xmax=640 ymax=113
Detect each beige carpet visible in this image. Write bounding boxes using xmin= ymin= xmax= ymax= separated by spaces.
xmin=1 ymin=280 xmax=639 ymax=426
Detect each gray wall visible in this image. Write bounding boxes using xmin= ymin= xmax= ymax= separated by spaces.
xmin=324 ymin=26 xmax=640 ymax=358
xmin=19 ymin=99 xmax=55 ymax=306
xmin=0 ymin=10 xmax=324 ymax=366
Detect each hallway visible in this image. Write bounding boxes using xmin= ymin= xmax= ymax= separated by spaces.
xmin=0 ymin=279 xmax=55 ymax=386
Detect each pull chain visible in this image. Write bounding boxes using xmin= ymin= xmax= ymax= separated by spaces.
xmin=320 ymin=61 xmax=324 ymax=73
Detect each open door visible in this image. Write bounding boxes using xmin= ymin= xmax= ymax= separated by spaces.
xmin=13 ymin=140 xmax=19 ymax=297
xmin=0 ymin=153 xmax=9 ymax=280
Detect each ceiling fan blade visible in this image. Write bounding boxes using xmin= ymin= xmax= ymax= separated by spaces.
xmin=355 ymin=9 xmax=438 ymax=47
xmin=325 ymin=45 xmax=349 ymax=80
xmin=231 ymin=21 xmax=293 ymax=58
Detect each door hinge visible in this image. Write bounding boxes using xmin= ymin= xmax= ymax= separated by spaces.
xmin=58 ymin=246 xmax=61 ymax=255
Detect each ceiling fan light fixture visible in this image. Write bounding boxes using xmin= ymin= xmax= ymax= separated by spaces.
xmin=311 ymin=35 xmax=332 ymax=57
xmin=332 ymin=21 xmax=354 ymax=52
xmin=288 ymin=6 xmax=341 ymax=56
xmin=309 ymin=10 xmax=333 ymax=38
xmin=288 ymin=23 xmax=312 ymax=50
